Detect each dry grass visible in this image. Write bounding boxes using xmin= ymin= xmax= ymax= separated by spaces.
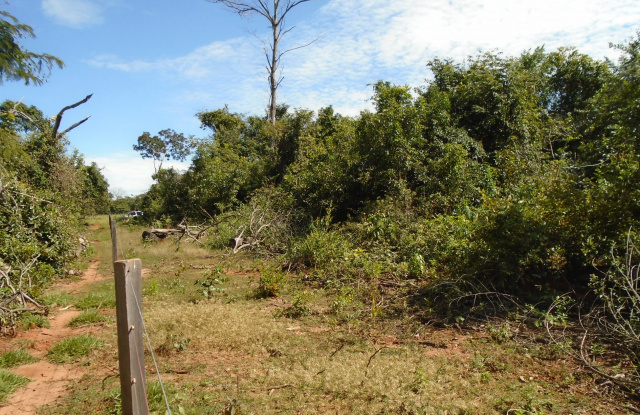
xmin=37 ymin=217 xmax=632 ymax=415
xmin=142 ymin=296 xmax=612 ymax=414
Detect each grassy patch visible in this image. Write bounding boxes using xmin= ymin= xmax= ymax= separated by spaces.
xmin=39 ymin=292 xmax=74 ymax=308
xmin=68 ymin=310 xmax=107 ymax=327
xmin=37 ymin=212 xmax=622 ymax=415
xmin=75 ymin=291 xmax=116 ymax=310
xmin=0 ymin=349 xmax=38 ymax=368
xmin=47 ymin=335 xmax=103 ymax=364
xmin=19 ymin=313 xmax=50 ymax=330
xmin=0 ymin=370 xmax=30 ymax=402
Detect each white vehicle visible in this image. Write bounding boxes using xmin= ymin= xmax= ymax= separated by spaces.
xmin=125 ymin=210 xmax=144 ymax=219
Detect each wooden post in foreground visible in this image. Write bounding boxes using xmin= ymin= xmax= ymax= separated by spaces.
xmin=109 ymin=215 xmax=118 ymax=266
xmin=114 ymin=259 xmax=149 ymax=415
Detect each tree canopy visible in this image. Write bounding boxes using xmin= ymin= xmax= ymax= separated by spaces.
xmin=0 ymin=10 xmax=64 ymax=86
xmin=133 ymin=129 xmax=195 ymax=175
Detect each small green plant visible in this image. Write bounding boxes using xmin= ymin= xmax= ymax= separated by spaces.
xmin=47 ymin=334 xmax=103 ymax=364
xmin=488 ymin=322 xmax=513 ymax=344
xmin=0 ymin=349 xmax=38 ymax=368
xmin=155 ymin=333 xmax=190 ymax=356
xmin=194 ymin=267 xmax=227 ymax=299
xmin=143 ymin=279 xmax=159 ymax=296
xmin=545 ymin=295 xmax=573 ymax=327
xmin=20 ymin=313 xmax=50 ymax=330
xmin=480 ymin=371 xmax=493 ymax=382
xmin=409 ymin=368 xmax=429 ymax=393
xmin=0 ymin=369 xmax=29 ymax=402
xmin=255 ymin=268 xmax=287 ymax=298
xmin=162 ymin=276 xmax=187 ymax=293
xmin=174 ymin=260 xmax=188 ymax=278
xmin=330 ymin=285 xmax=355 ymax=314
xmin=407 ymin=252 xmax=426 ymax=279
xmin=281 ymin=290 xmax=312 ymax=318
xmin=370 ymin=289 xmax=384 ymax=319
xmin=68 ymin=310 xmax=107 ymax=327
xmin=220 ymin=398 xmax=242 ymax=415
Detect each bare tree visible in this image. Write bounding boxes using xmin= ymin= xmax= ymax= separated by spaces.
xmin=207 ymin=0 xmax=318 ymax=127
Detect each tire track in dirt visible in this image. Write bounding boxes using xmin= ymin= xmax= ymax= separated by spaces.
xmin=0 ymin=258 xmax=110 ymax=415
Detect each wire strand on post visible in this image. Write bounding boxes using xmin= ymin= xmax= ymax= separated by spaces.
xmin=113 ymin=219 xmax=171 ymax=415
xmin=132 ymin=322 xmax=151 ymax=414
xmin=129 ymin=277 xmax=173 ymax=415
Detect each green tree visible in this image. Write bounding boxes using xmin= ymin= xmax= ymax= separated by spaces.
xmin=133 ymin=129 xmax=195 ymax=176
xmin=0 ymin=10 xmax=64 ymax=85
xmin=184 ymin=110 xmax=273 ymax=216
xmin=80 ymin=161 xmax=110 ymax=215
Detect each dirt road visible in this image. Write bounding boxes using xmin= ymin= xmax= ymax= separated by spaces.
xmin=0 ymin=259 xmax=110 ymax=415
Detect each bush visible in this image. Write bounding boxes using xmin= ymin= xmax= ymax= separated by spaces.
xmin=586 ymin=231 xmax=640 ymax=385
xmin=256 ymin=268 xmax=287 ymax=298
xmin=286 ymin=214 xmax=352 ymax=275
xmin=0 ymin=174 xmax=79 ymax=293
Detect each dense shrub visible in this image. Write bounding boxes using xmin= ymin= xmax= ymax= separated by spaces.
xmin=0 ymin=173 xmax=78 ymax=293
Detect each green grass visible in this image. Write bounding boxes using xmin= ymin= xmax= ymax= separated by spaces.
xmin=0 ymin=349 xmax=38 ymax=368
xmin=39 ymin=292 xmax=74 ymax=308
xmin=19 ymin=313 xmax=50 ymax=330
xmin=0 ymin=370 xmax=30 ymax=402
xmin=75 ymin=291 xmax=116 ymax=310
xmin=47 ymin=335 xmax=103 ymax=364
xmin=68 ymin=310 xmax=107 ymax=327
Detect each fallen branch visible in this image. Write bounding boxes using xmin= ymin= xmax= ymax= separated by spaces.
xmin=364 ymin=347 xmax=387 ymax=377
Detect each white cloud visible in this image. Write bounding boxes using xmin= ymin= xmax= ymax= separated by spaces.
xmin=87 ymin=36 xmax=268 ymax=114
xmin=87 ymin=54 xmax=155 ymax=72
xmin=88 ymin=39 xmax=259 ymax=77
xmin=42 ymin=0 xmax=106 ymax=28
xmin=89 ymin=0 xmax=640 ymax=118
xmin=88 ymin=152 xmax=190 ymax=196
xmin=277 ymin=0 xmax=640 ymax=115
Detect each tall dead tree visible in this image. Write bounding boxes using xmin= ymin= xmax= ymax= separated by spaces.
xmin=207 ymin=0 xmax=318 ymax=128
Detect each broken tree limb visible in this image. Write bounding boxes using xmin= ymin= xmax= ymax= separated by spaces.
xmin=142 ymin=227 xmax=204 ymax=242
xmin=52 ymin=94 xmax=93 ymax=139
xmin=60 ymin=115 xmax=91 ymax=136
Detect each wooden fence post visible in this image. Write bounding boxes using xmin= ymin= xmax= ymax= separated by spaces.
xmin=109 ymin=215 xmax=118 ymax=265
xmin=114 ymin=259 xmax=149 ymax=415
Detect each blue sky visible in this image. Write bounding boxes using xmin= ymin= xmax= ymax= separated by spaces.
xmin=3 ymin=0 xmax=640 ymax=196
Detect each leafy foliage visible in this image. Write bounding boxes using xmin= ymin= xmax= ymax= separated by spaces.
xmin=125 ymin=36 xmax=640 ymax=393
xmin=256 ymin=268 xmax=287 ymax=298
xmin=0 ymin=10 xmax=64 ymax=85
xmin=133 ymin=129 xmax=195 ymax=175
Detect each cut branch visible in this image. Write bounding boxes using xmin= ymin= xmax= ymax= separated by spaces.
xmin=60 ymin=116 xmax=91 ymax=136
xmin=52 ymin=94 xmax=93 ymax=139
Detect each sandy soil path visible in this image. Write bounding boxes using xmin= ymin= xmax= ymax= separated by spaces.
xmin=0 ymin=258 xmax=110 ymax=415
